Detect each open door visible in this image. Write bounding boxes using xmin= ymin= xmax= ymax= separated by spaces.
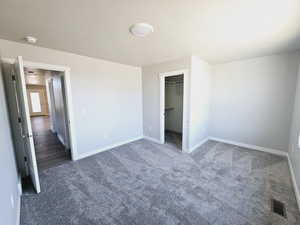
xmin=14 ymin=56 xmax=41 ymax=193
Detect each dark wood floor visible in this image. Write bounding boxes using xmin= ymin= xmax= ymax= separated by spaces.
xmin=165 ymin=130 xmax=182 ymax=150
xmin=31 ymin=116 xmax=70 ymax=171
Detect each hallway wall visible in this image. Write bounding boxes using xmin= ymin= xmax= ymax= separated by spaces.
xmin=50 ymin=72 xmax=69 ymax=147
xmin=288 ymin=62 xmax=300 ymax=206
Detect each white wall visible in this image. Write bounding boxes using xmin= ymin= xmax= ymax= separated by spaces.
xmin=165 ymin=76 xmax=183 ymax=133
xmin=50 ymin=72 xmax=69 ymax=147
xmin=288 ymin=63 xmax=300 ymax=204
xmin=210 ymin=52 xmax=300 ymax=151
xmin=188 ymin=56 xmax=211 ymax=150
xmin=142 ymin=56 xmax=212 ymax=151
xmin=0 ymin=39 xmax=143 ymax=159
xmin=142 ymin=57 xmax=190 ymax=141
xmin=0 ymin=68 xmax=20 ymax=225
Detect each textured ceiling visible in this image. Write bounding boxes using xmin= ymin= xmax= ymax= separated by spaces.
xmin=1 ymin=0 xmax=300 ymax=66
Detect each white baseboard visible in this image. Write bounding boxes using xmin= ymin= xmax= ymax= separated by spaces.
xmin=16 ymin=194 xmax=20 ymax=225
xmin=209 ymin=137 xmax=299 ymax=211
xmin=50 ymin=127 xmax=56 ymax=134
xmin=209 ymin=137 xmax=288 ymax=157
xmin=143 ymin=136 xmax=162 ymax=144
xmin=15 ymin=175 xmax=22 ymax=225
xmin=57 ymin=133 xmax=65 ymax=146
xmin=287 ymin=154 xmax=300 ymax=211
xmin=75 ymin=136 xmax=143 ymax=160
xmin=187 ymin=137 xmax=209 ymax=153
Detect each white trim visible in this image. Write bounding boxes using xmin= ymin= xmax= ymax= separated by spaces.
xmin=50 ymin=127 xmax=56 ymax=133
xmin=17 ymin=175 xmax=22 ymax=195
xmin=57 ymin=133 xmax=66 ymax=146
xmin=143 ymin=135 xmax=162 ymax=144
xmin=187 ymin=137 xmax=209 ymax=153
xmin=75 ymin=136 xmax=143 ymax=160
xmin=2 ymin=57 xmax=78 ymax=161
xmin=16 ymin=194 xmax=21 ymax=225
xmin=16 ymin=174 xmax=22 ymax=225
xmin=209 ymin=137 xmax=288 ymax=157
xmin=15 ymin=176 xmax=22 ymax=225
xmin=159 ymin=69 xmax=189 ymax=152
xmin=61 ymin=68 xmax=78 ymax=160
xmin=287 ymin=154 xmax=300 ymax=211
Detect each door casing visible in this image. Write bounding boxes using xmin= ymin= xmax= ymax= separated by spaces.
xmin=3 ymin=57 xmax=78 ymax=161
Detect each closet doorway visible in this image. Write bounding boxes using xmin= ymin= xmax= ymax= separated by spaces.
xmin=160 ymin=70 xmax=189 ymax=152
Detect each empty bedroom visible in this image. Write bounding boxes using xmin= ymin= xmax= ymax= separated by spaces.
xmin=1 ymin=1 xmax=300 ymax=225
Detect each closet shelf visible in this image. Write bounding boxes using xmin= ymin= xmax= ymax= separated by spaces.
xmin=165 ymin=107 xmax=174 ymax=111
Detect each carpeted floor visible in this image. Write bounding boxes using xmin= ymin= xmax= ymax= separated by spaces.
xmin=21 ymin=139 xmax=300 ymax=225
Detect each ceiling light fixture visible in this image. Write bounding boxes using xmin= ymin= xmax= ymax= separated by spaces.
xmin=25 ymin=36 xmax=37 ymax=44
xmin=129 ymin=23 xmax=154 ymax=37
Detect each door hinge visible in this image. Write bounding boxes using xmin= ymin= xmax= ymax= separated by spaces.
xmin=12 ymin=75 xmax=16 ymax=81
xmin=18 ymin=117 xmax=22 ymax=123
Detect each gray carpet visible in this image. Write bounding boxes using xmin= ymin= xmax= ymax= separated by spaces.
xmin=21 ymin=139 xmax=300 ymax=225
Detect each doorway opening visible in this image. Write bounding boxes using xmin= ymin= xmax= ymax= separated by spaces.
xmin=164 ymin=75 xmax=184 ymax=150
xmin=25 ymin=68 xmax=71 ymax=170
xmin=2 ymin=56 xmax=77 ymax=193
xmin=160 ymin=70 xmax=188 ymax=152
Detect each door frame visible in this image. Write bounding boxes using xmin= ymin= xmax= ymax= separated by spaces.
xmin=159 ymin=69 xmax=189 ymax=152
xmin=3 ymin=58 xmax=78 ymax=160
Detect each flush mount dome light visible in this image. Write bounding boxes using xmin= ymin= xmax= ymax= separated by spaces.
xmin=129 ymin=23 xmax=154 ymax=37
xmin=25 ymin=36 xmax=37 ymax=44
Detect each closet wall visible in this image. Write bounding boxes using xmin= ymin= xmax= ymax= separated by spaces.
xmin=165 ymin=75 xmax=184 ymax=133
xmin=47 ymin=72 xmax=69 ymax=148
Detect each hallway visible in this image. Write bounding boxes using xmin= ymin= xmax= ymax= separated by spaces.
xmin=31 ymin=116 xmax=70 ymax=170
